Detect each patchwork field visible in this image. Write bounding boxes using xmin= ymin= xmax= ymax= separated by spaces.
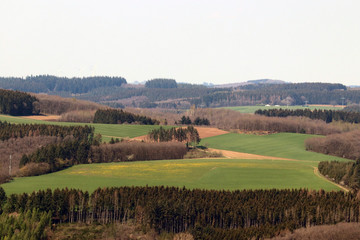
xmin=2 ymin=158 xmax=340 ymax=195
xmin=0 ymin=114 xmax=171 ymax=141
xmin=221 ymin=105 xmax=344 ymax=114
xmin=0 ymin=114 xmax=349 ymax=194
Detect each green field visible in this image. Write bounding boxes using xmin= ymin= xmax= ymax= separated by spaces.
xmin=0 ymin=114 xmax=171 ymax=141
xmin=201 ymin=133 xmax=347 ymax=162
xmin=221 ymin=105 xmax=344 ymax=114
xmin=2 ymin=158 xmax=340 ymax=195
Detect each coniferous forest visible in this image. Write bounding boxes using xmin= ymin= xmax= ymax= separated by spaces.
xmin=0 ymin=75 xmax=127 ymax=94
xmin=318 ymin=161 xmax=360 ymax=190
xmin=1 ymin=186 xmax=360 ymax=239
xmin=93 ymin=109 xmax=159 ymax=125
xmin=0 ymin=89 xmax=39 ymax=116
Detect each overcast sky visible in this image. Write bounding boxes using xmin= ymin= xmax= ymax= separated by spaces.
xmin=1 ymin=0 xmax=359 ymax=85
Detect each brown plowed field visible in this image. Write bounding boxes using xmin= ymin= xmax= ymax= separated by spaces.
xmin=22 ymin=115 xmax=61 ymax=121
xmin=194 ymin=127 xmax=229 ymax=138
xmin=309 ymin=104 xmax=345 ymax=108
xmin=207 ymin=148 xmax=296 ymax=161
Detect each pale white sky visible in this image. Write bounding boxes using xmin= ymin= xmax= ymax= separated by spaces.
xmin=1 ymin=0 xmax=359 ymax=85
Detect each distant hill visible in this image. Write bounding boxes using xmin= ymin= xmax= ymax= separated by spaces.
xmin=213 ymin=79 xmax=287 ymax=88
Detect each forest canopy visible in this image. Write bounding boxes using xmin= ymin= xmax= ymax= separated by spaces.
xmin=0 ymin=89 xmax=39 ymax=116
xmin=93 ymin=109 xmax=159 ymax=125
xmin=0 ymin=75 xmax=127 ymax=94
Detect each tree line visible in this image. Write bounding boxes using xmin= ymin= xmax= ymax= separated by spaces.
xmin=306 ymin=130 xmax=360 ymax=160
xmin=93 ymin=109 xmax=159 ymax=125
xmin=89 ymin=142 xmax=187 ymax=163
xmin=0 ymin=121 xmax=94 ymax=141
xmin=177 ymin=115 xmax=210 ymax=125
xmin=148 ymin=126 xmax=200 ymax=146
xmin=193 ymin=108 xmax=348 ymax=135
xmin=318 ymin=161 xmax=360 ymax=191
xmin=0 ymin=89 xmax=39 ymax=116
xmin=255 ymin=108 xmax=360 ymax=123
xmin=238 ymin=82 xmax=347 ymax=91
xmin=2 ymin=186 xmax=360 ymax=239
xmin=0 ymin=75 xmax=127 ymax=94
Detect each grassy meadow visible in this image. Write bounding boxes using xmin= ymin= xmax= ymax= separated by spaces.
xmin=201 ymin=133 xmax=347 ymax=162
xmin=2 ymin=158 xmax=340 ymax=195
xmin=221 ymin=105 xmax=344 ymax=114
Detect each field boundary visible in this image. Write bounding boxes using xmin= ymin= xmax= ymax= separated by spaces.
xmin=207 ymin=148 xmax=309 ymax=161
xmin=313 ymin=167 xmax=349 ymax=192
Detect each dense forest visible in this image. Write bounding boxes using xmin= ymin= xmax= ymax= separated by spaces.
xmin=1 ymin=187 xmax=360 ymax=240
xmin=318 ymin=161 xmax=360 ymax=190
xmin=255 ymin=108 xmax=360 ymax=123
xmin=0 ymin=89 xmax=39 ymax=116
xmin=93 ymin=109 xmax=159 ymax=125
xmin=0 ymin=75 xmax=127 ymax=94
xmin=0 ymin=121 xmax=94 ymax=141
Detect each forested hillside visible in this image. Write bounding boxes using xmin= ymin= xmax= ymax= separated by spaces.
xmin=2 ymin=76 xmax=359 ymax=109
xmin=193 ymin=83 xmax=360 ymax=107
xmin=0 ymin=75 xmax=126 ymax=94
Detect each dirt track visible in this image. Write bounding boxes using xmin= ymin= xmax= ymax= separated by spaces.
xmin=207 ymin=148 xmax=297 ymax=161
xmin=313 ymin=167 xmax=349 ymax=192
